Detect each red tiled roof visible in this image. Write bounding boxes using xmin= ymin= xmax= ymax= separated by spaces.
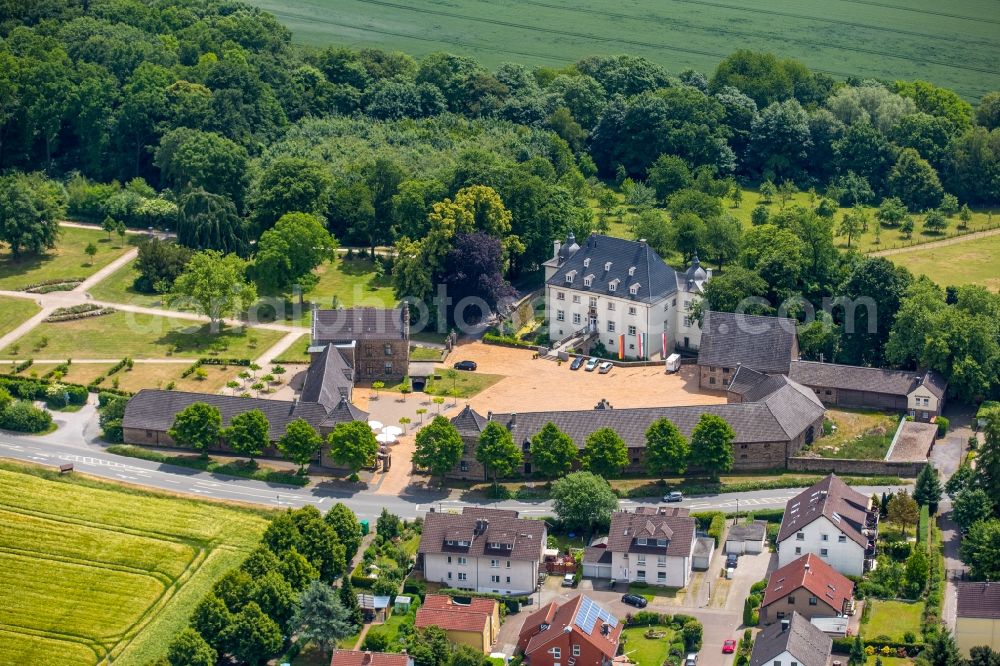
xmin=521 ymin=596 xmax=622 ymax=659
xmin=957 ymin=582 xmax=1000 ymax=619
xmin=761 ymin=554 xmax=853 ymax=612
xmin=414 ymin=595 xmax=496 ymax=633
xmin=331 ymin=650 xmax=409 ymax=666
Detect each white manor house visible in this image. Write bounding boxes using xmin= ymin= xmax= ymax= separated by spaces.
xmin=543 ymin=232 xmax=709 ymax=359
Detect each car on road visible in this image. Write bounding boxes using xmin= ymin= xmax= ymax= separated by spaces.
xmin=722 ymin=640 xmax=736 ymax=654
xmin=663 ymin=491 xmax=684 ymax=503
xmin=570 ymin=356 xmax=585 ymax=370
xmin=562 ymin=573 xmax=575 ymax=587
xmin=453 ymin=360 xmax=477 ymax=371
xmin=598 ymin=361 xmax=613 ymax=374
xmin=584 ymin=357 xmax=599 ymax=371
xmin=685 ymin=654 xmax=698 ymax=666
xmin=621 ymin=593 xmax=647 ymax=608
xmin=726 ymin=553 xmax=739 ymax=569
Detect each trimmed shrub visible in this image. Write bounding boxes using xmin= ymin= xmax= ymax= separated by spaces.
xmin=935 ymin=417 xmax=949 ymax=437
xmin=1 ymin=401 xmax=53 ymax=433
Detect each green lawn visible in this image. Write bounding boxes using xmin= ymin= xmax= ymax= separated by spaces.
xmin=0 ymin=461 xmax=268 ymax=666
xmin=280 ymin=256 xmax=397 ymax=325
xmin=0 ymin=311 xmax=285 ymax=360
xmin=621 ymin=626 xmax=677 ymax=666
xmin=421 ymin=370 xmax=504 ymax=398
xmin=864 ymin=600 xmax=924 ymax=642
xmin=0 ymin=227 xmax=137 ymax=290
xmin=87 ymin=259 xmax=166 ymax=308
xmin=803 ymin=410 xmax=899 ymax=460
xmin=0 ymin=297 xmax=40 ymax=339
xmin=410 ymin=345 xmax=445 ymax=361
xmin=888 ymin=232 xmax=1000 ymax=292
xmin=244 ymin=0 xmax=999 ymax=100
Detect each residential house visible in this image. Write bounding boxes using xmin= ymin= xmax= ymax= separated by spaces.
xmin=725 ymin=520 xmax=767 ymax=555
xmin=414 ymin=594 xmax=500 ymax=653
xmin=759 ymin=554 xmax=854 ymax=625
xmin=331 ymin=650 xmax=412 ymax=666
xmin=956 ymin=581 xmax=1000 ymax=655
xmin=788 ymin=360 xmax=947 ymax=422
xmin=417 ymin=507 xmax=546 ymax=595
xmin=448 ymin=376 xmax=825 ymax=478
xmin=749 ymin=612 xmax=832 ymax=666
xmin=598 ymin=507 xmax=696 ymax=587
xmin=517 ymin=595 xmax=623 ymax=666
xmin=697 ymin=311 xmax=799 ymax=390
xmin=312 ymin=307 xmax=409 ymax=382
xmin=543 ymin=232 xmax=708 ymax=358
xmin=776 ymin=475 xmax=878 ymax=577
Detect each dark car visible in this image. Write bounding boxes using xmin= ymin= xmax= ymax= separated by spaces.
xmin=453 ymin=360 xmax=477 ymax=371
xmin=570 ymin=356 xmax=585 ymax=370
xmin=726 ymin=553 xmax=739 ymax=568
xmin=621 ymin=593 xmax=648 ymax=608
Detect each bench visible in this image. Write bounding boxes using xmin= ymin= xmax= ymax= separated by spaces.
xmin=58 ymin=463 xmax=73 ymax=474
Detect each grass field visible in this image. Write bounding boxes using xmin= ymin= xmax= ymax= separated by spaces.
xmin=887 ymin=232 xmax=1000 ymax=292
xmin=0 ymin=462 xmax=268 ymax=665
xmin=0 ymin=311 xmax=284 ymax=360
xmin=0 ymin=227 xmax=137 ymax=290
xmin=864 ymin=600 xmax=924 ymax=642
xmin=3 ymin=361 xmax=117 ymax=386
xmin=112 ymin=363 xmax=240 ymax=394
xmin=620 ymin=626 xmax=677 ymax=666
xmin=283 ymin=256 xmax=397 ymax=325
xmin=87 ymin=259 xmax=167 ymax=308
xmin=422 ymin=369 xmax=504 ymax=398
xmin=244 ymin=0 xmax=1000 ymax=100
xmin=807 ymin=410 xmax=899 ymax=459
xmin=0 ymin=297 xmax=40 ymax=339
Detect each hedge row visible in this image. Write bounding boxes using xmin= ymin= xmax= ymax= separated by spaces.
xmin=483 ymin=332 xmax=539 ymax=349
xmin=86 ymin=358 xmax=132 ymax=391
xmin=435 ymin=587 xmax=530 ymax=613
xmin=179 ymin=357 xmax=252 ymax=379
xmin=691 ymin=511 xmax=727 ymax=546
xmin=0 ymin=371 xmax=132 ymax=400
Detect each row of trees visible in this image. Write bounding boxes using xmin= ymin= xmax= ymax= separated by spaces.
xmin=412 ymin=412 xmax=738 ymax=483
xmin=167 ymin=402 xmax=379 ymax=474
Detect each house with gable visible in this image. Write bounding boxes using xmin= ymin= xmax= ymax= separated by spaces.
xmin=543 ymin=232 xmax=708 ymax=358
xmin=601 ymin=507 xmax=696 ymax=587
xmin=759 ymin=553 xmax=855 ymax=625
xmin=749 ymin=612 xmax=832 ymax=666
xmin=517 ymin=595 xmax=623 ymax=666
xmin=697 ymin=310 xmax=799 ymax=390
xmin=776 ymin=475 xmax=879 ymax=576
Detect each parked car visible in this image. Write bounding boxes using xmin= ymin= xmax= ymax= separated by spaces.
xmin=726 ymin=553 xmax=739 ymax=568
xmin=621 ymin=593 xmax=647 ymax=608
xmin=453 ymin=360 xmax=477 ymax=371
xmin=570 ymin=356 xmax=585 ymax=370
xmin=562 ymin=573 xmax=575 ymax=587
xmin=598 ymin=361 xmax=613 ymax=374
xmin=584 ymin=357 xmax=599 ymax=371
xmin=685 ymin=654 xmax=698 ymax=666
xmin=663 ymin=491 xmax=684 ymax=503
xmin=723 ymin=640 xmax=736 ymax=654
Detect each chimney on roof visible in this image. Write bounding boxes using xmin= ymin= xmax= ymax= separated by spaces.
xmin=804 ymin=562 xmax=811 ymax=573
xmin=487 ymin=411 xmax=493 ymax=421
xmin=510 ymin=413 xmax=517 ymax=427
xmin=602 ymin=622 xmax=611 ymax=636
xmin=639 ymin=238 xmax=646 ymax=245
xmin=364 ymin=651 xmax=373 ymax=665
xmin=554 ymin=239 xmax=562 ymax=259
xmin=781 ymin=619 xmax=790 ymax=633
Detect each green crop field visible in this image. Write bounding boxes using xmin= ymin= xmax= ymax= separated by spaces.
xmin=887 ymin=232 xmax=1000 ymax=292
xmin=0 ymin=462 xmax=269 ymax=665
xmin=245 ymin=0 xmax=1000 ymax=99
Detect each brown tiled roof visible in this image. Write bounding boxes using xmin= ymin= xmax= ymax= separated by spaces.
xmin=418 ymin=507 xmax=546 ymax=562
xmin=313 ymin=307 xmax=407 ymax=342
xmin=778 ymin=475 xmax=872 ymax=548
xmin=957 ymin=582 xmax=1000 ymax=619
xmin=522 ymin=595 xmax=622 ymax=659
xmin=789 ymin=361 xmax=948 ymax=400
xmin=331 ymin=650 xmax=409 ymax=666
xmin=762 ymin=554 xmax=853 ymax=613
xmin=606 ymin=509 xmax=695 ymax=558
xmin=697 ymin=311 xmax=798 ymax=374
xmin=414 ymin=595 xmax=496 ymax=633
xmin=750 ymin=612 xmax=831 ymax=666
xmin=583 ymin=547 xmax=612 ymax=565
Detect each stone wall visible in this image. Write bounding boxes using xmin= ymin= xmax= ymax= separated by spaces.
xmin=787 ymin=456 xmax=925 ymax=477
xmin=699 ymin=364 xmax=735 ymax=390
xmin=355 ymin=338 xmax=409 ymax=382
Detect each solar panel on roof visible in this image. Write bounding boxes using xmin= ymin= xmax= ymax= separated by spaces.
xmin=574 ymin=596 xmax=618 ymax=634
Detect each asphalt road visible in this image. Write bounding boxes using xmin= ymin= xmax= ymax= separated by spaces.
xmin=0 ymin=432 xmax=906 ymax=522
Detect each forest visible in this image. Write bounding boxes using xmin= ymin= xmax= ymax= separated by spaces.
xmin=0 ymin=0 xmax=998 ymax=402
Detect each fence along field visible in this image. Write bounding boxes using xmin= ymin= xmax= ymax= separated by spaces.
xmin=245 ymin=0 xmax=1000 ymax=99
xmin=0 ymin=463 xmax=268 ymax=665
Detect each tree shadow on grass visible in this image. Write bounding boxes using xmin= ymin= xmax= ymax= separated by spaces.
xmin=154 ymin=323 xmax=247 ymax=355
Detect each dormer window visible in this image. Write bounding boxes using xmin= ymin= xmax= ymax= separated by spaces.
xmin=609 ymin=279 xmax=619 ymax=292
xmin=629 ymin=266 xmax=636 ymax=276
xmin=583 ymin=258 xmax=591 ymax=268
xmin=565 ymin=270 xmax=576 ymax=283
xmin=637 ymin=537 xmax=647 ymax=546
xmin=629 ymin=284 xmax=640 ymax=295
xmin=657 ymin=539 xmax=667 ymax=547
xmin=604 ymin=261 xmax=612 ymax=271
xmin=584 ymin=275 xmax=593 ymax=287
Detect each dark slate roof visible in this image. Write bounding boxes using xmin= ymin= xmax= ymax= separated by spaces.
xmin=301 ymin=344 xmax=354 ymax=411
xmin=750 ymin=612 xmax=831 ymax=666
xmin=727 ymin=365 xmax=768 ymax=398
xmin=313 ymin=307 xmax=407 ymax=342
xmin=321 ymin=396 xmax=369 ymax=427
xmin=418 ymin=507 xmax=546 ymax=562
xmin=451 ymin=405 xmax=488 ymax=437
xmin=727 ymin=520 xmax=767 ymax=542
xmin=606 ymin=509 xmax=695 ymax=558
xmin=957 ymin=582 xmax=1000 ymax=619
xmin=789 ymin=361 xmax=948 ymax=399
xmin=545 ymin=233 xmax=701 ymax=304
xmin=697 ymin=311 xmax=798 ymax=374
xmin=583 ymin=546 xmax=612 ymax=564
xmin=123 ymin=389 xmax=336 ymax=441
xmin=778 ymin=475 xmax=872 ymax=548
xmin=760 ymin=378 xmax=827 ymax=440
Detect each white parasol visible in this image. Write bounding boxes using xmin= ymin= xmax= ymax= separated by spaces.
xmin=382 ymin=425 xmax=404 ymax=436
xmin=368 ymin=420 xmax=384 ymax=431
xmin=376 ymin=433 xmax=397 ymax=444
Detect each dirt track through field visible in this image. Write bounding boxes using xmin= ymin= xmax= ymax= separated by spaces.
xmin=871 ymin=227 xmax=1000 ymax=257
